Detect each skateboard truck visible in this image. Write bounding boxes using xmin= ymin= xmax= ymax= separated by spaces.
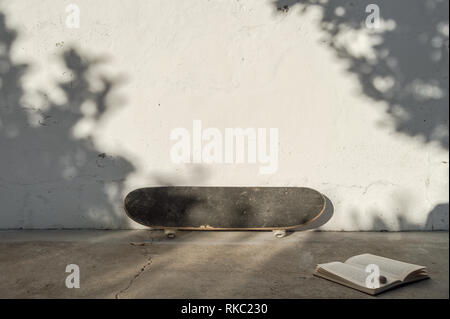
xmin=272 ymin=230 xmax=287 ymax=238
xmin=164 ymin=229 xmax=176 ymax=239
xmin=165 ymin=229 xmax=287 ymax=238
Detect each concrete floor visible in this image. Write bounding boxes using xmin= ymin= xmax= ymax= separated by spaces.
xmin=0 ymin=230 xmax=448 ymax=299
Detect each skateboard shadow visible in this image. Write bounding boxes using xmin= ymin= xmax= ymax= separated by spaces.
xmin=288 ymin=195 xmax=334 ymax=232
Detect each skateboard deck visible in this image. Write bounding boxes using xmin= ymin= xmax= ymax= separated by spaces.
xmin=124 ymin=187 xmax=326 ymax=236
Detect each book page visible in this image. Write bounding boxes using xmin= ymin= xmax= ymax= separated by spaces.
xmin=345 ymin=254 xmax=426 ymax=281
xmin=317 ymin=262 xmax=369 ymax=287
xmin=315 ymin=261 xmax=402 ymax=295
xmin=316 ymin=262 xmax=398 ymax=287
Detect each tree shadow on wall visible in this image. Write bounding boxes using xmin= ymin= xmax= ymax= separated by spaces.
xmin=0 ymin=11 xmax=135 ymax=229
xmin=350 ymin=199 xmax=449 ymax=231
xmin=274 ymin=0 xmax=449 ymax=150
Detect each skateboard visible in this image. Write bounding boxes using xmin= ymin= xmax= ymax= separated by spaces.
xmin=124 ymin=187 xmax=326 ymax=238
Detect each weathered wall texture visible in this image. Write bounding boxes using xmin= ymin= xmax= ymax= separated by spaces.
xmin=0 ymin=0 xmax=448 ymax=230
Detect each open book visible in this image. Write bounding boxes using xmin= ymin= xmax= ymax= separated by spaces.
xmin=314 ymin=254 xmax=429 ymax=295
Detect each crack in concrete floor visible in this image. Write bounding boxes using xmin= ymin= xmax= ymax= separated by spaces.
xmin=115 ymin=234 xmax=154 ymax=299
xmin=115 ymin=255 xmax=153 ymax=299
xmin=0 ymin=231 xmax=447 ymax=298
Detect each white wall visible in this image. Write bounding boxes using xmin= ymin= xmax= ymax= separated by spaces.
xmin=0 ymin=0 xmax=448 ymax=230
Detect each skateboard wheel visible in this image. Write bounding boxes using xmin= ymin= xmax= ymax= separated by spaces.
xmin=164 ymin=229 xmax=176 ymax=239
xmin=273 ymin=230 xmax=287 ymax=238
